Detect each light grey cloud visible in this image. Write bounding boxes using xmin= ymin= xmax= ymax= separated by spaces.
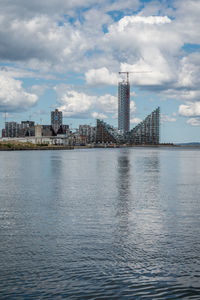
xmin=186 ymin=117 xmax=200 ymax=126
xmin=0 ymin=0 xmax=139 ymax=66
xmin=91 ymin=112 xmax=108 ymax=119
xmin=29 ymin=85 xmax=50 ymax=96
xmin=0 ymin=0 xmax=95 ymax=19
xmin=174 ymin=0 xmax=200 ymax=44
xmin=0 ymin=0 xmax=139 ymax=19
xmin=161 ymin=114 xmax=177 ymax=123
xmin=179 ymin=102 xmax=200 ymax=117
xmin=0 ymin=65 xmax=55 ymax=80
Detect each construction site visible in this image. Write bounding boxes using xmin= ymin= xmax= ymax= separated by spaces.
xmin=96 ymin=71 xmax=160 ymax=145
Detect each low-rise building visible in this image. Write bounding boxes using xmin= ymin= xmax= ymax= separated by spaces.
xmin=79 ymin=125 xmax=96 ymax=143
xmin=1 ymin=129 xmax=6 ymax=138
xmin=0 ymin=135 xmax=70 ymax=145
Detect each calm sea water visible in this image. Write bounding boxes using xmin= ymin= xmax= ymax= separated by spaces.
xmin=0 ymin=148 xmax=200 ymax=299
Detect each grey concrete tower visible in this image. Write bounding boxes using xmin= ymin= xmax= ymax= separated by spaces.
xmin=118 ymin=80 xmax=130 ymax=133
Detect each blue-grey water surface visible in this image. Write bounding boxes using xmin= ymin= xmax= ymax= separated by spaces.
xmin=0 ymin=148 xmax=200 ymax=299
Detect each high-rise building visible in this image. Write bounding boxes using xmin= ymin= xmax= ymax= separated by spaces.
xmin=51 ymin=109 xmax=62 ymax=134
xmin=118 ymin=81 xmax=130 ymax=133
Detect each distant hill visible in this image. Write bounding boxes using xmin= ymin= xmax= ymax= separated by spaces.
xmin=176 ymin=142 xmax=200 ymax=146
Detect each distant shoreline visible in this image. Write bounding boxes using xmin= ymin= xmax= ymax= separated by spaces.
xmin=1 ymin=142 xmax=200 ymax=151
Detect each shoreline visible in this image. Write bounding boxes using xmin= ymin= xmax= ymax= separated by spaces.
xmin=1 ymin=143 xmax=200 ymax=151
xmin=0 ymin=144 xmax=74 ymax=151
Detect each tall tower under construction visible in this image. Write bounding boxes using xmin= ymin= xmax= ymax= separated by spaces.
xmin=118 ymin=80 xmax=130 ymax=133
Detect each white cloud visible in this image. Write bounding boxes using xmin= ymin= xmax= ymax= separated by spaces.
xmin=130 ymin=101 xmax=136 ymax=114
xmin=0 ymin=14 xmax=95 ymax=73
xmin=91 ymin=112 xmax=107 ymax=119
xmin=130 ymin=117 xmax=142 ymax=124
xmin=186 ymin=118 xmax=200 ymax=126
xmin=179 ymin=102 xmax=200 ymax=117
xmin=177 ymin=53 xmax=200 ymax=89
xmin=55 ymin=86 xmax=118 ymax=118
xmin=0 ymin=0 xmax=200 ymax=125
xmin=0 ymin=1 xmax=140 ymax=74
xmin=113 ymin=15 xmax=171 ymax=32
xmin=85 ymin=67 xmax=119 ymax=86
xmin=120 ymin=60 xmax=174 ymax=86
xmin=0 ymin=74 xmax=38 ymax=112
xmin=85 ymin=14 xmax=182 ymax=88
xmin=0 ymin=3 xmax=181 ymax=80
xmin=57 ymin=90 xmax=96 ymax=118
xmin=130 ymin=101 xmax=138 ymax=124
xmin=97 ymin=94 xmax=117 ymax=114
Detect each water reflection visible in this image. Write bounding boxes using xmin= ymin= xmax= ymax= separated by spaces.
xmin=115 ymin=150 xmax=131 ymax=243
xmin=49 ymin=153 xmax=63 ymax=200
xmin=1 ymin=149 xmax=200 ymax=299
xmin=114 ymin=150 xmax=164 ymax=272
xmin=117 ymin=150 xmax=131 ymax=202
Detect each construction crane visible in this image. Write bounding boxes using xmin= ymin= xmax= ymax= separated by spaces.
xmin=118 ymin=71 xmax=151 ymax=134
xmin=119 ymin=71 xmax=151 ymax=84
xmin=119 ymin=71 xmax=132 ymax=84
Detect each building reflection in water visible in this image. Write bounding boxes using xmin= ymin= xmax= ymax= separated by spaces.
xmin=116 ymin=150 xmax=131 ymax=212
xmin=114 ymin=149 xmax=162 ymax=256
xmin=115 ymin=150 xmax=132 ymax=243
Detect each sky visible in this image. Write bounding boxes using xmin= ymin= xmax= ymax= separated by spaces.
xmin=0 ymin=0 xmax=200 ymax=143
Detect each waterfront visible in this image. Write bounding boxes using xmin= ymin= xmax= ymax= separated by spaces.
xmin=0 ymin=148 xmax=200 ymax=299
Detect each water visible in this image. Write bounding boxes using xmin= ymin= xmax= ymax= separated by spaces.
xmin=0 ymin=148 xmax=200 ymax=299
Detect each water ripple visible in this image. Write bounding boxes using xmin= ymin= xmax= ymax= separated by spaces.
xmin=0 ymin=149 xmax=200 ymax=299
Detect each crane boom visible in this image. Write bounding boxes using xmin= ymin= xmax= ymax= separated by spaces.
xmin=119 ymin=71 xmax=151 ymax=84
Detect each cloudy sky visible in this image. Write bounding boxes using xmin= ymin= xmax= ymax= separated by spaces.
xmin=0 ymin=0 xmax=200 ymax=142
